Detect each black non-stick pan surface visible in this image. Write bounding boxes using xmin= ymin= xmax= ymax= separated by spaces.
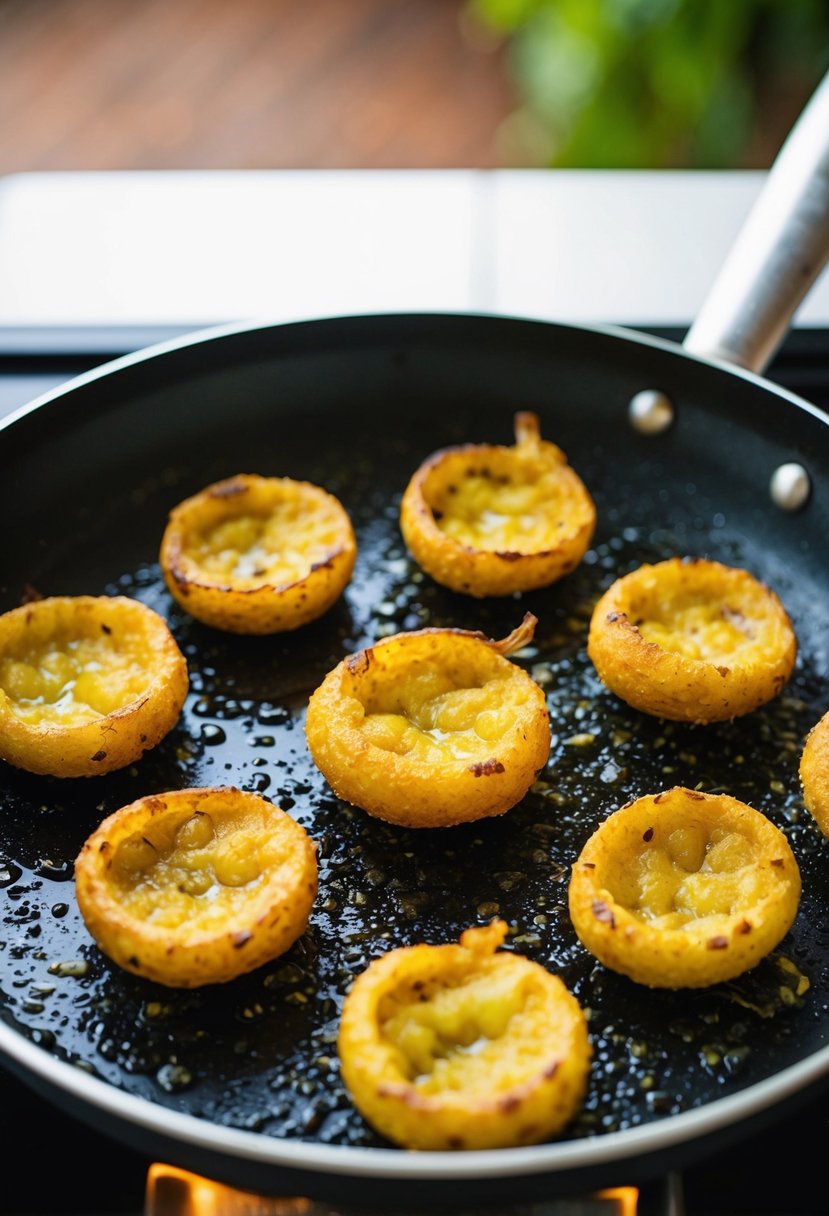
xmin=1 ymin=313 xmax=828 ymax=1209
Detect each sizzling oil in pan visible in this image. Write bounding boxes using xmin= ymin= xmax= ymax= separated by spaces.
xmin=1 ymin=407 xmax=829 ymax=1151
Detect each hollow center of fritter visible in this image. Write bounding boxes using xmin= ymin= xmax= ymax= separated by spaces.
xmin=358 ymin=669 xmax=530 ymax=760
xmin=191 ymin=503 xmax=342 ymax=588
xmin=0 ymin=633 xmax=153 ymax=723
xmin=110 ymin=807 xmax=291 ymax=927
xmin=609 ymin=824 xmax=765 ymax=930
xmin=428 ymin=464 xmax=577 ymax=553
xmin=634 ymin=596 xmax=762 ymax=663
xmin=380 ymin=968 xmax=541 ymax=1093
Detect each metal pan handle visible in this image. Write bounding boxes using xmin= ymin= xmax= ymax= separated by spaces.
xmin=683 ymin=69 xmax=829 ymax=374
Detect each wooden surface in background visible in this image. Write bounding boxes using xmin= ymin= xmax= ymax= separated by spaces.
xmin=0 ymin=0 xmax=515 ymax=171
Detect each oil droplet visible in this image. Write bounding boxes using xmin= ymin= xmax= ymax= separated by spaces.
xmin=157 ymin=1062 xmax=193 ymax=1092
xmin=0 ymin=862 xmax=23 ymax=888
xmin=200 ymin=724 xmax=226 ymax=745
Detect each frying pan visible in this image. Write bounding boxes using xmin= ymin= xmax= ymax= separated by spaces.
xmin=2 ymin=77 xmax=829 ymax=1213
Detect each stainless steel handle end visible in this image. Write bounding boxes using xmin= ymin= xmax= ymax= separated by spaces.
xmin=683 ymin=71 xmax=829 ymax=374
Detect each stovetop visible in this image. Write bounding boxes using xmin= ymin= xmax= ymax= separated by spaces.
xmin=1 ymin=321 xmax=828 ymax=1216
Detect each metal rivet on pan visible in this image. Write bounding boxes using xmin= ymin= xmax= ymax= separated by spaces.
xmin=770 ymin=462 xmax=811 ymax=511
xmin=628 ymin=389 xmax=674 ymax=435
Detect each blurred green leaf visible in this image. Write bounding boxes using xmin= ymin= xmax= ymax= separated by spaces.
xmin=468 ymin=0 xmax=829 ymax=167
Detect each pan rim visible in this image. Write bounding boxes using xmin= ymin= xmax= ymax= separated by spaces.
xmin=1 ymin=308 xmax=828 ymax=1182
xmin=1 ymin=1014 xmax=828 ymax=1179
xmin=0 ymin=309 xmax=828 ymax=436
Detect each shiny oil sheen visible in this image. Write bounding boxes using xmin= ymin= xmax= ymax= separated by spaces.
xmin=0 ymin=446 xmax=825 ymax=1149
